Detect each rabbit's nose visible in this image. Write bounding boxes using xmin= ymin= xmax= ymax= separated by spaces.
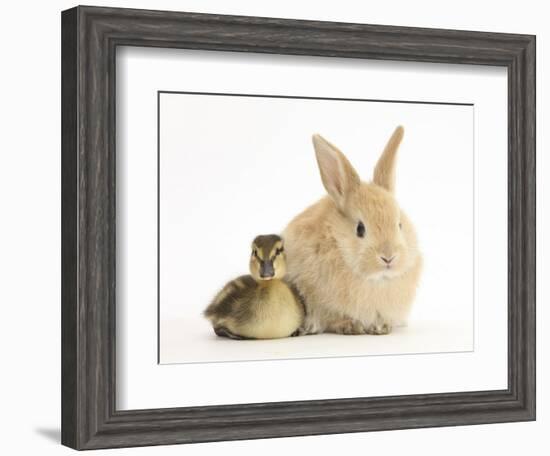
xmin=380 ymin=255 xmax=395 ymax=265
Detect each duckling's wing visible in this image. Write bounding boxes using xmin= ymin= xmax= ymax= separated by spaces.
xmin=204 ymin=275 xmax=258 ymax=320
xmin=204 ymin=284 xmax=236 ymax=319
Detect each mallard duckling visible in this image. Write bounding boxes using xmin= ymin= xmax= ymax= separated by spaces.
xmin=204 ymin=234 xmax=305 ymax=339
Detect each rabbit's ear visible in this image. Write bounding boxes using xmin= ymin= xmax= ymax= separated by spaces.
xmin=373 ymin=126 xmax=404 ymax=193
xmin=312 ymin=134 xmax=360 ymax=209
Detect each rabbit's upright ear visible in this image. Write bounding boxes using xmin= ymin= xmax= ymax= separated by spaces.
xmin=373 ymin=126 xmax=404 ymax=193
xmin=312 ymin=134 xmax=360 ymax=209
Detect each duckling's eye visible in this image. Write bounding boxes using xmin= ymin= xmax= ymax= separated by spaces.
xmin=275 ymin=247 xmax=284 ymax=256
xmin=356 ymin=221 xmax=365 ymax=238
xmin=252 ymin=249 xmax=258 ymax=258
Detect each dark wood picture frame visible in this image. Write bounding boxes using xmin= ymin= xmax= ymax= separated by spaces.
xmin=61 ymin=5 xmax=536 ymax=450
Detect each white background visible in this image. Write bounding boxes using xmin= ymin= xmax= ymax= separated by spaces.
xmin=158 ymin=94 xmax=476 ymax=363
xmin=0 ymin=1 xmax=546 ymax=455
xmin=119 ymin=46 xmax=506 ymax=409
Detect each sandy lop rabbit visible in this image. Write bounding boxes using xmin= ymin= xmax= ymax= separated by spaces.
xmin=282 ymin=126 xmax=422 ymax=335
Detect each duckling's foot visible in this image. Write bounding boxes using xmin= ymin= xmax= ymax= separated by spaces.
xmin=214 ymin=326 xmax=249 ymax=340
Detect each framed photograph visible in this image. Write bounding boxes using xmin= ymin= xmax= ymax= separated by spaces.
xmin=61 ymin=5 xmax=536 ymax=450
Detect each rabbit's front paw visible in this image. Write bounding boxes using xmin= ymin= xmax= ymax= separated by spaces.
xmin=365 ymin=322 xmax=392 ymax=335
xmin=327 ymin=318 xmax=366 ymax=335
xmin=297 ymin=321 xmax=320 ymax=336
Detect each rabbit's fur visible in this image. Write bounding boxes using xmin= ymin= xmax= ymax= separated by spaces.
xmin=283 ymin=127 xmax=422 ymax=335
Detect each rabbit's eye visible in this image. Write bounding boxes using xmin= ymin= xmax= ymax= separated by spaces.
xmin=356 ymin=221 xmax=366 ymax=238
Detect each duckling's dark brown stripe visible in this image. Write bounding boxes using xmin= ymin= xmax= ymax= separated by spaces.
xmin=253 ymin=234 xmax=283 ymax=260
